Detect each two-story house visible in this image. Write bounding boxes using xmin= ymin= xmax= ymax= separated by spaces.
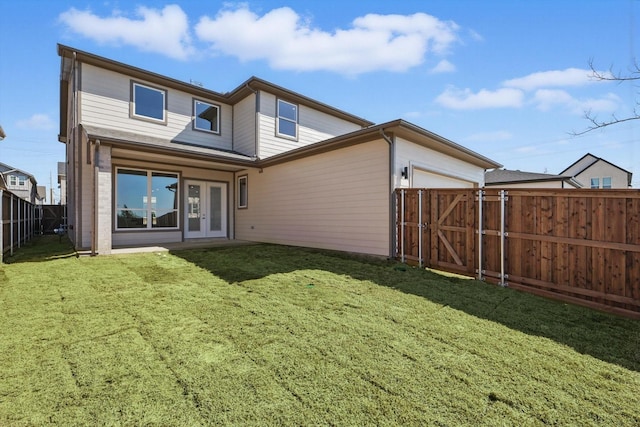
xmin=0 ymin=162 xmax=39 ymax=204
xmin=58 ymin=44 xmax=500 ymax=257
xmin=561 ymin=153 xmax=632 ymax=189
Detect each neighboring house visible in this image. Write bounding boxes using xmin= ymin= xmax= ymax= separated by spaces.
xmin=36 ymin=186 xmax=47 ymax=204
xmin=485 ymin=169 xmax=582 ymax=189
xmin=0 ymin=162 xmax=39 ymax=203
xmin=561 ymin=153 xmax=632 ymax=189
xmin=58 ymin=44 xmax=501 ymax=257
xmin=57 ymin=162 xmax=67 ymax=205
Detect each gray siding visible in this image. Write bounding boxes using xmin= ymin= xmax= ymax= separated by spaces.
xmin=80 ymin=64 xmax=233 ymax=151
xmin=257 ymin=92 xmax=363 ymax=159
xmin=233 ymin=94 xmax=256 ymax=156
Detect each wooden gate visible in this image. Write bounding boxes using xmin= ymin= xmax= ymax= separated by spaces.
xmin=397 ymin=189 xmax=475 ymax=275
xmin=38 ymin=205 xmax=66 ymax=234
xmin=395 ymin=188 xmax=640 ymax=318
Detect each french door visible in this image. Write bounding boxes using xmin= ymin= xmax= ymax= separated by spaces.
xmin=184 ymin=180 xmax=227 ymax=238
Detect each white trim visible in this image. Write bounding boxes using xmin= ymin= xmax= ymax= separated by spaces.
xmin=276 ymin=98 xmax=298 ymax=140
xmin=409 ymin=161 xmax=476 ymax=187
xmin=184 ymin=180 xmax=228 ymax=238
xmin=131 ymin=81 xmax=167 ymax=123
xmin=193 ymin=99 xmax=221 ymax=134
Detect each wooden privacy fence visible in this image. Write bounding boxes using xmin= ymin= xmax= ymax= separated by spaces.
xmin=395 ymin=188 xmax=640 ymax=318
xmin=0 ymin=189 xmax=38 ymax=262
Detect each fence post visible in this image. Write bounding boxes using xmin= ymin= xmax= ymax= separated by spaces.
xmin=418 ymin=189 xmax=423 ymax=268
xmin=477 ymin=189 xmax=483 ymax=281
xmin=0 ymin=190 xmax=3 ymax=263
xmin=10 ymin=194 xmax=14 ymax=256
xmin=500 ymin=189 xmax=508 ymax=287
xmin=400 ymin=189 xmax=405 ymax=263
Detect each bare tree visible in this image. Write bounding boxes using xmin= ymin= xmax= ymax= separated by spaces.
xmin=571 ymin=59 xmax=640 ymax=136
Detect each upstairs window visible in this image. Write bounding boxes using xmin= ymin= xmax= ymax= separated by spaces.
xmin=132 ymin=82 xmax=166 ymax=123
xmin=602 ymin=177 xmax=612 ymax=189
xmin=193 ymin=100 xmax=220 ymax=134
xmin=277 ymin=99 xmax=298 ymax=139
xmin=590 ymin=178 xmax=600 ymax=189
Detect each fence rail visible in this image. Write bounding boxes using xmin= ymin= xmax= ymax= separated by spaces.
xmin=1 ymin=189 xmax=38 ymax=262
xmin=395 ymin=188 xmax=640 ymax=318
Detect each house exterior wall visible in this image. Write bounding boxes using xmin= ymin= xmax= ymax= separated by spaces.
xmin=3 ymin=177 xmax=35 ymax=203
xmin=109 ymin=149 xmax=237 ymax=248
xmin=233 ymin=94 xmax=257 ymax=157
xmin=394 ymin=137 xmax=485 ymax=188
xmin=562 ymin=154 xmax=597 ymax=177
xmin=79 ymin=64 xmax=234 ymax=151
xmin=235 ymin=139 xmax=390 ymax=256
xmin=257 ymin=92 xmax=364 ymax=159
xmin=574 ymin=160 xmax=630 ymax=188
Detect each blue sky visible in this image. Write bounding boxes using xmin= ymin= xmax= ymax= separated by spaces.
xmin=1 ymin=0 xmax=639 ymax=200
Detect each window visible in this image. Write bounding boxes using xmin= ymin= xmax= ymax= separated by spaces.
xmin=132 ymin=82 xmax=166 ymax=122
xmin=602 ymin=177 xmax=612 ymax=189
xmin=237 ymin=175 xmax=248 ymax=209
xmin=116 ymin=168 xmax=178 ymax=229
xmin=193 ymin=100 xmax=220 ymax=133
xmin=277 ymin=99 xmax=298 ymax=139
xmin=590 ymin=178 xmax=600 ymax=189
xmin=7 ymin=175 xmax=25 ymax=187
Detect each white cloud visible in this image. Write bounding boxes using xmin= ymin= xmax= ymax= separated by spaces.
xmin=533 ymin=89 xmax=620 ymax=114
xmin=465 ymin=130 xmax=513 ymax=142
xmin=195 ymin=5 xmax=460 ymax=75
xmin=515 ymin=146 xmax=538 ymax=153
xmin=435 ymin=86 xmax=524 ymax=110
xmin=59 ymin=5 xmax=194 ymax=60
xmin=16 ymin=114 xmax=55 ymax=131
xmin=503 ymin=68 xmax=595 ymax=91
xmin=430 ymin=59 xmax=456 ymax=74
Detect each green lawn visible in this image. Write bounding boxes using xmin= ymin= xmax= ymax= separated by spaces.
xmin=1 ymin=236 xmax=639 ymax=426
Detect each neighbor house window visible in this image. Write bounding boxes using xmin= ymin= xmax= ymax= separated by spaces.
xmin=602 ymin=177 xmax=612 ymax=189
xmin=276 ymin=99 xmax=298 ymax=139
xmin=237 ymin=175 xmax=248 ymax=209
xmin=193 ymin=100 xmax=220 ymax=133
xmin=7 ymin=175 xmax=25 ymax=187
xmin=590 ymin=178 xmax=600 ymax=189
xmin=132 ymin=82 xmax=166 ymax=122
xmin=116 ymin=168 xmax=178 ymax=229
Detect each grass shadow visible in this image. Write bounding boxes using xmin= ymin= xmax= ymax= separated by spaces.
xmin=4 ymin=234 xmax=78 ymax=263
xmin=173 ymin=244 xmax=640 ymax=373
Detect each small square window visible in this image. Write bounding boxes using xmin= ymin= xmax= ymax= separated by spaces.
xmin=602 ymin=177 xmax=612 ymax=189
xmin=277 ymin=99 xmax=297 ymax=139
xmin=132 ymin=82 xmax=166 ymax=122
xmin=238 ymin=175 xmax=248 ymax=209
xmin=590 ymin=178 xmax=600 ymax=189
xmin=194 ymin=100 xmax=220 ymax=134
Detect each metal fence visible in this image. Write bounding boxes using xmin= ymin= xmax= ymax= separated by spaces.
xmin=0 ymin=189 xmax=38 ymax=262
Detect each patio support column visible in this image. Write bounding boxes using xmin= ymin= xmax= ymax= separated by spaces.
xmin=94 ymin=141 xmax=112 ymax=255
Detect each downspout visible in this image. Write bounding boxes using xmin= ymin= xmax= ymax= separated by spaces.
xmin=245 ymin=82 xmax=260 ymax=159
xmin=379 ymin=129 xmax=395 ymax=259
xmin=91 ymin=139 xmax=100 ymax=256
